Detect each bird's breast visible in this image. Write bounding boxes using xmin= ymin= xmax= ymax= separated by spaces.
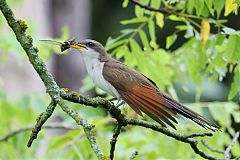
xmin=83 ymin=57 xmax=121 ymax=99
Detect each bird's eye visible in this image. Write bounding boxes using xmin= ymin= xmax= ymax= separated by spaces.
xmin=87 ymin=42 xmax=94 ymax=47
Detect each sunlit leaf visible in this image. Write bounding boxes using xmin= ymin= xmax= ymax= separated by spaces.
xmin=213 ymin=0 xmax=226 ymax=17
xmin=122 ymin=0 xmax=129 ymax=8
xmin=148 ymin=19 xmax=158 ymax=48
xmin=228 ymin=66 xmax=240 ymax=100
xmin=224 ymin=35 xmax=240 ymax=62
xmin=166 ymin=34 xmax=177 ymax=49
xmin=201 ymin=19 xmax=210 ymax=45
xmin=155 ymin=13 xmax=164 ymax=28
xmin=224 ymin=0 xmax=238 ymax=16
xmin=121 ymin=17 xmax=148 ymax=25
xmin=139 ymin=29 xmax=150 ymax=50
xmin=150 ymin=0 xmax=161 ymax=9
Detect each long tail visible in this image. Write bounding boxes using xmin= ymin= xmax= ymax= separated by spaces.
xmin=163 ymin=93 xmax=220 ymax=132
xmin=120 ymin=85 xmax=220 ymax=131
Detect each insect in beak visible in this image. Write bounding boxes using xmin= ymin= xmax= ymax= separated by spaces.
xmin=40 ymin=39 xmax=77 ymax=52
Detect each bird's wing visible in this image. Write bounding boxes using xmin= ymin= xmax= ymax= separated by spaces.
xmin=103 ymin=60 xmax=178 ymax=129
xmin=103 ymin=59 xmax=220 ymax=131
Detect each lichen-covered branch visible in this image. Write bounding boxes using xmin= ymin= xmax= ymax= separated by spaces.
xmin=57 ymin=99 xmax=104 ymax=158
xmin=0 ymin=1 xmax=103 ymax=159
xmin=61 ymin=90 xmax=127 ymax=126
xmin=201 ymin=140 xmax=225 ymax=154
xmin=27 ymin=101 xmax=56 ymax=147
xmin=224 ymin=131 xmax=240 ymax=159
xmin=0 ymin=123 xmax=81 ymax=142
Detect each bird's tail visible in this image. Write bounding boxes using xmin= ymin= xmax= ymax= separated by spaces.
xmin=163 ymin=94 xmax=221 ymax=132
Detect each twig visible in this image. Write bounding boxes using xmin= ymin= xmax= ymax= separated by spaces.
xmin=129 ymin=0 xmax=202 ymax=19
xmin=126 ymin=118 xmax=219 ymax=160
xmin=27 ymin=101 xmax=56 ymax=147
xmin=224 ymin=131 xmax=240 ymax=159
xmin=110 ymin=125 xmax=122 ymax=160
xmin=126 ymin=118 xmax=213 ymax=142
xmin=58 ymin=100 xmax=104 ymax=159
xmin=0 ymin=123 xmax=81 ymax=142
xmin=60 ymin=90 xmax=127 ymax=126
xmin=201 ymin=140 xmax=224 ymax=154
xmin=129 ymin=151 xmax=138 ymax=160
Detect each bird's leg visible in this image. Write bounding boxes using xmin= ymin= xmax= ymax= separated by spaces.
xmin=108 ymin=97 xmax=118 ymax=102
xmin=108 ymin=98 xmax=125 ymax=108
xmin=116 ymin=100 xmax=125 ymax=108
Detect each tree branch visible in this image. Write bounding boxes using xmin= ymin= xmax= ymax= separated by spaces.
xmin=201 ymin=140 xmax=224 ymax=154
xmin=27 ymin=101 xmax=56 ymax=147
xmin=224 ymin=131 xmax=240 ymax=159
xmin=0 ymin=123 xmax=81 ymax=142
xmin=129 ymin=151 xmax=138 ymax=160
xmin=129 ymin=0 xmax=202 ymax=19
xmin=110 ymin=125 xmax=122 ymax=160
xmin=0 ymin=1 xmax=104 ymax=159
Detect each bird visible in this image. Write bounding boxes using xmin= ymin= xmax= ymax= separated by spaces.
xmin=65 ymin=39 xmax=220 ymax=131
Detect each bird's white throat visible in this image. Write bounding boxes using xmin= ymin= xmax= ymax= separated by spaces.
xmin=80 ymin=50 xmax=120 ymax=99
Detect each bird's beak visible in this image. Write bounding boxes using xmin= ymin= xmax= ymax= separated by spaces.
xmin=70 ymin=43 xmax=87 ymax=50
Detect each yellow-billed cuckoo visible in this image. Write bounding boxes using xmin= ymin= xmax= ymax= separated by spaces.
xmin=63 ymin=39 xmax=220 ymax=131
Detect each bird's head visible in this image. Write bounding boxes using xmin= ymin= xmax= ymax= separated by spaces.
xmin=69 ymin=39 xmax=108 ymax=61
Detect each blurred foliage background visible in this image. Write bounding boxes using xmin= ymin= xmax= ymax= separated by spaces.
xmin=0 ymin=0 xmax=240 ymax=159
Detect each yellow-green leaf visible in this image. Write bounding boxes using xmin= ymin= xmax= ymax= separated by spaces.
xmin=166 ymin=34 xmax=177 ymax=49
xmin=122 ymin=0 xmax=129 ymax=8
xmin=201 ymin=19 xmax=210 ymax=45
xmin=224 ymin=0 xmax=238 ymax=16
xmin=155 ymin=13 xmax=164 ymax=28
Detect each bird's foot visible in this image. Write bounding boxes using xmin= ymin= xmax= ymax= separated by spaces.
xmin=108 ymin=98 xmax=125 ymax=108
xmin=61 ymin=87 xmax=70 ymax=92
xmin=116 ymin=100 xmax=125 ymax=108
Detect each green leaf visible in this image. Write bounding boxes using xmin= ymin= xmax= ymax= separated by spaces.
xmin=166 ymin=34 xmax=177 ymax=49
xmin=228 ymin=66 xmax=240 ymax=100
xmin=213 ymin=0 xmax=225 ymax=18
xmin=139 ymin=29 xmax=150 ymax=50
xmin=148 ymin=19 xmax=158 ymax=48
xmin=150 ymin=0 xmax=161 ymax=9
xmin=106 ymin=39 xmax=127 ymax=51
xmin=168 ymin=15 xmax=185 ymax=21
xmin=155 ymin=13 xmax=164 ymax=28
xmin=186 ymin=0 xmax=195 ymax=13
xmin=115 ymin=45 xmax=129 ymax=59
xmin=122 ymin=0 xmax=129 ymax=8
xmin=121 ymin=17 xmax=148 ymax=25
xmin=135 ymin=6 xmax=144 ymax=17
xmin=175 ymin=25 xmax=187 ymax=31
xmin=134 ymin=0 xmax=149 ymax=17
xmin=205 ymin=0 xmax=214 ymax=15
xmin=129 ymin=39 xmax=146 ymax=71
xmin=224 ymin=35 xmax=240 ymax=62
